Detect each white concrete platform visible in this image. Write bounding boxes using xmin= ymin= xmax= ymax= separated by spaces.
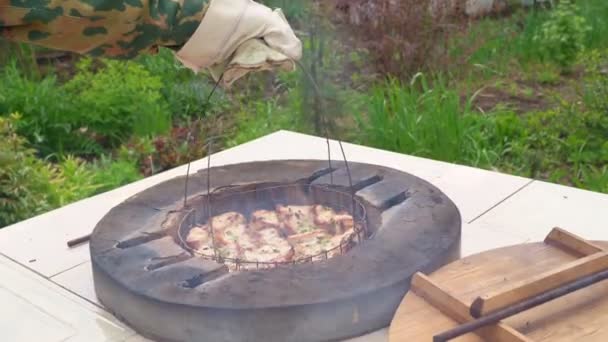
xmin=0 ymin=130 xmax=606 ymax=342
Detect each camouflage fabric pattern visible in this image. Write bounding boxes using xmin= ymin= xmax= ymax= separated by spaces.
xmin=0 ymin=0 xmax=209 ymax=58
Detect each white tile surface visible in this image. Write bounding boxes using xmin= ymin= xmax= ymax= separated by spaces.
xmin=0 ymin=287 xmax=74 ymax=342
xmin=459 ymin=223 xmax=530 ymax=258
xmin=52 ymin=261 xmax=100 ymax=306
xmin=431 ymin=165 xmax=532 ymax=223
xmin=0 ymin=255 xmax=133 ymax=342
xmin=469 ymin=180 xmax=608 ymax=243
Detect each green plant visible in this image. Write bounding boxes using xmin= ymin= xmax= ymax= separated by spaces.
xmin=0 ymin=114 xmax=59 ymax=227
xmin=0 ymin=61 xmax=97 ymax=157
xmin=534 ymin=64 xmax=562 ymax=85
xmin=577 ymin=165 xmax=608 ymax=193
xmin=89 ymin=155 xmax=142 ymax=193
xmin=0 ymin=113 xmax=145 ymax=228
xmin=487 ymin=102 xmax=607 ymax=192
xmin=356 ymin=73 xmax=477 ymax=164
xmin=53 ymin=156 xmax=103 ymax=206
xmin=51 ymin=155 xmax=141 ymax=205
xmin=119 ymin=119 xmax=212 ymax=176
xmin=64 ymin=57 xmax=172 ymax=147
xmin=135 ymin=48 xmax=229 ymax=121
xmin=581 ymin=49 xmax=608 ymax=113
xmin=533 ymin=0 xmax=591 ymax=69
xmin=52 ymin=155 xmax=142 ymax=206
xmin=226 ymin=98 xmax=300 ymax=147
xmin=578 ymin=0 xmax=608 ymax=50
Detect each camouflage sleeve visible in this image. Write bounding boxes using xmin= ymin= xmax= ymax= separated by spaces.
xmin=0 ymin=0 xmax=209 ymax=58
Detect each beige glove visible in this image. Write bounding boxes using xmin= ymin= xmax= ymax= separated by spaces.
xmin=175 ymin=0 xmax=302 ymax=85
xmin=208 ymin=38 xmax=295 ymax=88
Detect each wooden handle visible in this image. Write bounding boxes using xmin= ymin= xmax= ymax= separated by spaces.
xmin=544 ymin=227 xmax=603 ymax=256
xmin=436 ymin=267 xmax=608 ymax=342
xmin=411 ymin=273 xmax=530 ymax=342
xmin=470 ymin=250 xmax=608 ymax=317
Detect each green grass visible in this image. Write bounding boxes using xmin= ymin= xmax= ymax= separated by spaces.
xmin=357 ymin=74 xmax=467 ymax=163
xmin=451 ymin=0 xmax=608 ymax=74
xmin=353 ymin=63 xmax=608 ymax=193
xmin=579 ymin=0 xmax=608 ymax=50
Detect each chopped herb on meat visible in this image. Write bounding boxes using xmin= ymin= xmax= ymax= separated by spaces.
xmin=186 ymin=207 xmax=355 ymax=267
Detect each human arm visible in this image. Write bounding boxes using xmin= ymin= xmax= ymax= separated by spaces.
xmin=0 ymin=0 xmax=301 ymax=81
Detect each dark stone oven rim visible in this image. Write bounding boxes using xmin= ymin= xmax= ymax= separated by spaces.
xmin=89 ymin=159 xmax=461 ymax=341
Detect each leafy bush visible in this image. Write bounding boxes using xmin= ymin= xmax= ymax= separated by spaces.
xmin=135 ymin=48 xmax=229 ymax=121
xmin=87 ymin=155 xmax=142 ymax=193
xmin=0 ymin=113 xmax=144 ymax=228
xmin=533 ymin=0 xmax=591 ymax=69
xmin=0 ymin=61 xmax=96 ymax=156
xmin=119 ymin=119 xmax=214 ymax=176
xmin=53 ymin=156 xmax=103 ymax=206
xmin=64 ymin=58 xmax=172 ymax=148
xmin=333 ymin=0 xmax=453 ymax=79
xmin=581 ymin=49 xmax=608 ymax=113
xmin=52 ymin=155 xmax=141 ymax=205
xmin=0 ymin=114 xmax=59 ymax=227
xmin=1 ymin=55 xmax=177 ymax=157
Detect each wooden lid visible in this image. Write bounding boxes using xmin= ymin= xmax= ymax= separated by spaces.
xmin=389 ymin=227 xmax=608 ymax=342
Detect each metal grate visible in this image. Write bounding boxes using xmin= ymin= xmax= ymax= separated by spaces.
xmin=180 ymin=65 xmax=360 ymax=271
xmin=177 ymin=183 xmax=368 ymax=271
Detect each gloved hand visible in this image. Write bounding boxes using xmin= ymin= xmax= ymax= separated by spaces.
xmin=175 ymin=0 xmax=302 ymax=86
xmin=208 ymin=38 xmax=296 ymax=88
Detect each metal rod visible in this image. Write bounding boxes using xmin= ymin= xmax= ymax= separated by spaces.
xmin=183 ymin=161 xmax=191 ymax=207
xmin=292 ymin=59 xmax=335 ymax=185
xmin=67 ymin=234 xmax=91 ymax=248
xmin=292 ymin=58 xmax=359 ymax=229
xmin=200 ymin=75 xmax=223 ymax=263
xmin=433 ymin=268 xmax=608 ymax=342
xmin=337 ymin=140 xmax=357 ymax=236
xmin=326 ymin=135 xmax=333 ymax=185
xmin=206 ymin=138 xmax=218 ymax=260
xmin=182 ymin=73 xmax=224 ymax=209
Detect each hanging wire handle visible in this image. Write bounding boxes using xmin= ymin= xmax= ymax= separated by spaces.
xmin=181 ymin=52 xmax=361 ymax=264
xmin=183 ymin=73 xmax=224 ymax=208
xmin=293 ymin=59 xmax=359 ymax=241
xmin=276 ymin=59 xmax=333 ymax=184
xmin=205 ymin=136 xmax=218 ymax=260
xmin=182 ymin=73 xmax=225 ymax=259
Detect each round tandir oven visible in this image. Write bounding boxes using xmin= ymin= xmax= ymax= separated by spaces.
xmin=90 ymin=160 xmax=462 ymax=342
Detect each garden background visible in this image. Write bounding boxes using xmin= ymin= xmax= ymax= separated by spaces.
xmin=1 ymin=0 xmax=607 ymax=228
